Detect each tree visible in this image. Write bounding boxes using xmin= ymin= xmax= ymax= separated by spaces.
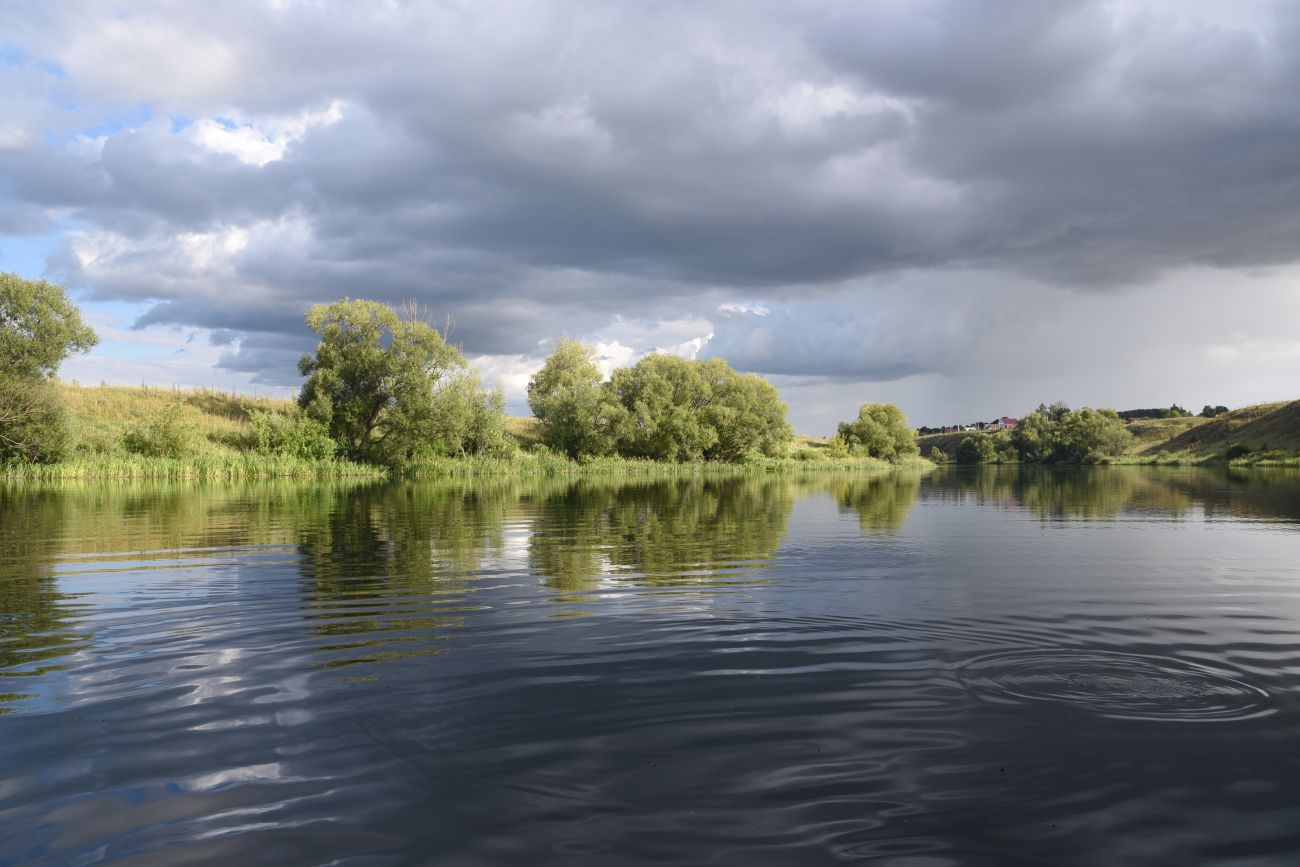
xmin=427 ymin=370 xmax=513 ymax=457
xmin=298 ymin=298 xmax=471 ymax=463
xmin=0 ymin=273 xmax=97 ymax=464
xmin=527 ymin=339 xmax=617 ymax=458
xmin=1010 ymin=410 xmax=1054 ymax=463
xmin=697 ymin=358 xmax=792 ymax=461
xmin=1013 ymin=404 xmax=1132 ymax=463
xmin=834 ymin=403 xmax=919 ymax=462
xmin=607 ymin=354 xmax=716 ymax=461
xmin=956 ymin=432 xmax=997 ymax=464
xmin=927 ymin=446 xmax=947 ymax=464
xmin=0 ymin=273 xmax=97 ymax=379
xmin=1051 ymin=407 xmax=1131 ymax=462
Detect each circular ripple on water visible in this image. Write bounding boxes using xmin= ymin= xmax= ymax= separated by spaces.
xmin=957 ymin=649 xmax=1275 ymax=722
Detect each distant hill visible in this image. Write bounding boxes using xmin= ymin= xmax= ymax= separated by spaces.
xmin=917 ymin=401 xmax=1300 ymax=461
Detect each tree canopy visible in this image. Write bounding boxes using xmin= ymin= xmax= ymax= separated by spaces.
xmin=0 ymin=273 xmax=98 ymax=380
xmin=834 ymin=403 xmax=919 ymax=461
xmin=0 ymin=274 xmax=97 ymax=463
xmin=527 ymin=348 xmax=792 ymax=463
xmin=1010 ymin=405 xmax=1132 ymax=463
xmin=527 ymin=338 xmax=617 ymax=458
xmin=298 ymin=298 xmax=504 ymax=463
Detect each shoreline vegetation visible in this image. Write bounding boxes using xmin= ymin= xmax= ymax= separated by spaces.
xmin=4 ymin=278 xmax=1300 ymax=482
xmin=3 ymin=285 xmax=934 ymax=482
xmin=1 ymin=382 xmax=930 ymax=482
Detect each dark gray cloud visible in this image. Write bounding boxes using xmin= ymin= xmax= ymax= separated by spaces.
xmin=3 ymin=0 xmax=1300 ymax=425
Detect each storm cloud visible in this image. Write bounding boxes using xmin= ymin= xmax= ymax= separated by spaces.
xmin=2 ymin=0 xmax=1299 ymax=429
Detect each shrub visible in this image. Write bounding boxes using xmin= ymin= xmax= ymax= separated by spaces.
xmin=249 ymin=409 xmax=339 ymax=460
xmin=0 ymin=376 xmax=72 ymax=463
xmin=927 ymin=446 xmax=947 ymax=463
xmin=123 ymin=403 xmax=192 ymax=458
xmin=1223 ymin=443 xmax=1252 ymax=460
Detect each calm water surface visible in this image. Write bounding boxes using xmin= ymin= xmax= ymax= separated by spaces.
xmin=2 ymin=467 xmax=1300 ymax=865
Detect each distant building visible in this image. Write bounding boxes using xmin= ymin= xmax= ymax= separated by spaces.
xmin=985 ymin=417 xmax=1020 ymax=432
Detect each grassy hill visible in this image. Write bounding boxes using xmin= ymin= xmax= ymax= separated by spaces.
xmin=917 ymin=401 xmax=1300 ymax=464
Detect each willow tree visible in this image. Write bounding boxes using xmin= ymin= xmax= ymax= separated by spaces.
xmin=834 ymin=402 xmax=919 ymax=462
xmin=0 ymin=273 xmax=97 ymax=463
xmin=297 ymin=298 xmax=499 ymax=463
xmin=527 ymin=338 xmax=618 ymax=458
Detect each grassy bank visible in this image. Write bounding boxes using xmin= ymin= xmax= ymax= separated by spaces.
xmin=2 ymin=383 xmax=928 ymax=482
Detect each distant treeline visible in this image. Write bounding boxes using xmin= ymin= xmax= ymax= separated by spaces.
xmin=1 ymin=282 xmax=924 ymax=470
xmin=943 ymin=402 xmax=1133 ymax=465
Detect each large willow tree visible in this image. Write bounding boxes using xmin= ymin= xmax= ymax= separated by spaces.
xmin=298 ymin=298 xmax=505 ymax=463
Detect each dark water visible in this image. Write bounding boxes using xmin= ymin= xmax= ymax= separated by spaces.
xmin=2 ymin=467 xmax=1300 ymax=865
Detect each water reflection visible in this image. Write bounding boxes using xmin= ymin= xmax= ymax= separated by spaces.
xmin=5 ymin=468 xmax=1300 ymax=700
xmin=529 ymin=478 xmax=795 ymax=598
xmin=0 ymin=489 xmax=85 ymax=708
xmin=829 ymin=473 xmax=922 ymax=532
xmin=3 ymin=468 xmax=1300 ymax=863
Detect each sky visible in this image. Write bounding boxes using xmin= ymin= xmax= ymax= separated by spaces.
xmin=2 ymin=0 xmax=1300 ymax=433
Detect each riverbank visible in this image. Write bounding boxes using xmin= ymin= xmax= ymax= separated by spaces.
xmin=1 ymin=383 xmax=930 ymax=481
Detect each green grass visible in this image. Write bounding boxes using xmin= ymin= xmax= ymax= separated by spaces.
xmin=1 ymin=454 xmax=386 ymax=482
xmin=2 ymin=383 xmax=932 ymax=482
xmin=397 ymin=452 xmax=925 ymax=479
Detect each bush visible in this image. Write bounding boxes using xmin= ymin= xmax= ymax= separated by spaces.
xmin=0 ymin=376 xmax=72 ymax=463
xmin=249 ymin=409 xmax=339 ymax=460
xmin=927 ymin=446 xmax=947 ymax=463
xmin=1223 ymin=443 xmax=1252 ymax=460
xmin=123 ymin=403 xmax=192 ymax=457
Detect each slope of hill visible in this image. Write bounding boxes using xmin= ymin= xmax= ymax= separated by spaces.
xmin=917 ymin=401 xmax=1300 ymax=462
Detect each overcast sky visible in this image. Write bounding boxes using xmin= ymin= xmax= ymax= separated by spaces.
xmin=3 ymin=0 xmax=1299 ymax=432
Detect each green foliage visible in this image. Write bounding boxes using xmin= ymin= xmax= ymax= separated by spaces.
xmin=927 ymin=446 xmax=947 ymax=464
xmin=426 ymin=372 xmax=514 ymax=458
xmin=1010 ymin=411 xmax=1055 ymax=462
xmin=249 ymin=409 xmax=339 ymax=460
xmin=1200 ymin=405 xmax=1229 ymax=418
xmin=604 ymin=354 xmax=792 ymax=462
xmin=298 ymin=298 xmax=473 ymax=463
xmin=0 ymin=272 xmax=97 ymax=380
xmin=834 ymin=403 xmax=919 ymax=462
xmin=123 ymin=403 xmax=193 ymax=458
xmin=696 ymin=358 xmax=793 ymax=461
xmin=1011 ymin=406 xmax=1133 ymax=464
xmin=956 ymin=432 xmax=997 ymax=464
xmin=527 ymin=338 xmax=617 ymax=458
xmin=0 ymin=274 xmax=96 ymax=464
xmin=607 ymin=355 xmax=714 ymax=461
xmin=0 ymin=376 xmax=72 ymax=463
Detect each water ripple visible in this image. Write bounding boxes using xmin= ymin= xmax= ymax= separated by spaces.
xmin=958 ymin=648 xmax=1276 ymax=722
